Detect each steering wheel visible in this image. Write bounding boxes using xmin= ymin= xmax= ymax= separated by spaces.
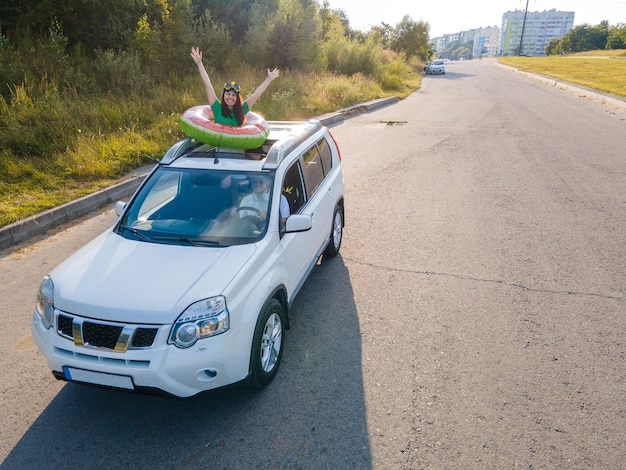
xmin=236 ymin=206 xmax=265 ymax=228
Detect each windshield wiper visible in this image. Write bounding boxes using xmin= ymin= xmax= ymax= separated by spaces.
xmin=117 ymin=224 xmax=151 ymax=241
xmin=152 ymin=236 xmax=221 ymax=246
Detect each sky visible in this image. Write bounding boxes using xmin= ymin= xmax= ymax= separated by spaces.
xmin=326 ymin=0 xmax=626 ymax=38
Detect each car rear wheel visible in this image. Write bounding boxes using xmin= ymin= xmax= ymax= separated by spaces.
xmin=324 ymin=205 xmax=343 ymax=258
xmin=248 ymin=298 xmax=285 ymax=388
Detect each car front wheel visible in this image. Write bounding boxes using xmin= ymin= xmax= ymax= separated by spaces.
xmin=248 ymin=298 xmax=285 ymax=388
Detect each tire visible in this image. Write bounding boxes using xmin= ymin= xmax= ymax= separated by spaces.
xmin=324 ymin=204 xmax=343 ymax=258
xmin=248 ymin=298 xmax=285 ymax=388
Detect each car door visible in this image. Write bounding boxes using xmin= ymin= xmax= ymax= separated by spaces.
xmin=278 ymin=136 xmax=342 ymax=298
xmin=278 ymin=159 xmax=318 ymax=296
xmin=300 ymin=143 xmax=330 ymax=252
xmin=301 ymin=137 xmax=342 ymax=254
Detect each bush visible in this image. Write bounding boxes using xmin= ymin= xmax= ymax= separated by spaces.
xmin=378 ymin=51 xmax=409 ymax=89
xmin=94 ymin=49 xmax=152 ymax=95
xmin=0 ymin=79 xmax=80 ymax=158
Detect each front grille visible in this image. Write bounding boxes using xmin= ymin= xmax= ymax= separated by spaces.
xmin=133 ymin=328 xmax=159 ymax=348
xmin=58 ymin=314 xmax=73 ymax=337
xmin=57 ymin=313 xmax=160 ymax=352
xmin=83 ymin=322 xmax=124 ymax=349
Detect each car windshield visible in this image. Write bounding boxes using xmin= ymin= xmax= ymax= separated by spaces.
xmin=116 ymin=167 xmax=274 ymax=246
xmin=433 ymin=60 xmax=444 ymax=65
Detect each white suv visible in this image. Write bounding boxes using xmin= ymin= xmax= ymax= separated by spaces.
xmin=32 ymin=120 xmax=344 ymax=398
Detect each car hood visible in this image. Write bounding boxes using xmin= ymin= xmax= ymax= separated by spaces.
xmin=50 ymin=230 xmax=256 ymax=323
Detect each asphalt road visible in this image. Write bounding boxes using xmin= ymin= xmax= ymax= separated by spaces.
xmin=1 ymin=59 xmax=625 ymax=469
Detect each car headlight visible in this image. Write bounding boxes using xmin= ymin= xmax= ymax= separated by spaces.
xmin=35 ymin=276 xmax=55 ymax=329
xmin=169 ymin=296 xmax=229 ymax=348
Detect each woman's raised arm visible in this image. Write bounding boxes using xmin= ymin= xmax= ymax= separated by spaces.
xmin=191 ymin=47 xmax=218 ymax=105
xmin=246 ymin=68 xmax=280 ymax=109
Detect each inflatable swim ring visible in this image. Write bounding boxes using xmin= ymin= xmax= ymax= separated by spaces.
xmin=179 ymin=105 xmax=270 ymax=149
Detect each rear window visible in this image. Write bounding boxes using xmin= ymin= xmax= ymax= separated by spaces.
xmin=302 ymin=145 xmax=324 ymax=197
xmin=318 ymin=137 xmax=333 ymax=174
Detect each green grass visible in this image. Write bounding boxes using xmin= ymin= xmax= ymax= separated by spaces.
xmin=0 ymin=63 xmax=423 ymax=227
xmin=499 ymin=50 xmax=626 ymax=97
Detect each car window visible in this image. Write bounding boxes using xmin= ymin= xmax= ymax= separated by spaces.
xmin=317 ymin=137 xmax=332 ymax=175
xmin=282 ymin=161 xmax=306 ymax=214
xmin=302 ymin=145 xmax=324 ymax=198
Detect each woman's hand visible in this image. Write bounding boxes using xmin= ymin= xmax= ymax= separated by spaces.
xmin=191 ymin=47 xmax=203 ymax=65
xmin=267 ymin=68 xmax=280 ymax=81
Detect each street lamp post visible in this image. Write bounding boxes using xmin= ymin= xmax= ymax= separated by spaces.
xmin=518 ymin=0 xmax=530 ymax=55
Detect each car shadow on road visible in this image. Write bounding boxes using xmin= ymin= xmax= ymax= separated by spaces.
xmin=428 ymin=71 xmax=475 ymax=80
xmin=2 ymin=255 xmax=371 ymax=469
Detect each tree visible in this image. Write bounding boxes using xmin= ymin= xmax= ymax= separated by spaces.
xmin=191 ymin=10 xmax=234 ymax=71
xmin=134 ymin=14 xmax=162 ymax=67
xmin=243 ymin=2 xmax=274 ymax=67
xmin=606 ymin=24 xmax=626 ymax=49
xmin=193 ymin=0 xmax=291 ymax=44
xmin=267 ymin=13 xmax=303 ymax=69
xmin=588 ymin=21 xmax=610 ymax=50
xmin=436 ymin=39 xmax=472 ymax=61
xmin=264 ymin=0 xmax=322 ymax=70
xmin=390 ymin=16 xmax=430 ymax=61
xmin=451 ymin=44 xmax=472 ymax=61
xmin=561 ymin=23 xmax=609 ymax=53
xmin=545 ymin=38 xmax=562 ymax=55
xmin=370 ymin=22 xmax=393 ymax=49
xmin=0 ymin=0 xmax=180 ymax=53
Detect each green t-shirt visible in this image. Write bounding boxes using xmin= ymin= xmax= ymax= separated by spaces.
xmin=211 ymin=100 xmax=250 ymax=126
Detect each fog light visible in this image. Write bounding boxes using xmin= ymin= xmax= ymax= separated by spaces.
xmin=195 ymin=368 xmax=218 ymax=381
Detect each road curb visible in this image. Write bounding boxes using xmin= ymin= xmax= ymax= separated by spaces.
xmin=0 ymin=174 xmax=150 ymax=252
xmin=0 ymin=96 xmax=399 ymax=252
xmin=496 ymin=62 xmax=626 ymax=113
xmin=317 ymin=96 xmax=399 ymax=126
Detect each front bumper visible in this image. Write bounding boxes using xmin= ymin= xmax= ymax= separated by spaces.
xmin=31 ymin=311 xmax=252 ymax=398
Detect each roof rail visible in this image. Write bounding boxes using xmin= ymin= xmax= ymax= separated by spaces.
xmin=263 ymin=120 xmax=322 ymax=169
xmin=160 ymin=138 xmax=203 ymax=165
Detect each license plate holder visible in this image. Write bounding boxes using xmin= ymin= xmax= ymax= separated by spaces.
xmin=63 ymin=366 xmax=134 ymax=390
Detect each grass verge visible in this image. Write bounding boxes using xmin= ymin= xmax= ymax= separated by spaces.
xmin=499 ymin=50 xmax=626 ymax=97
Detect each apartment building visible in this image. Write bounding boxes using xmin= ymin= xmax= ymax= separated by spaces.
xmin=499 ymin=9 xmax=574 ymax=56
xmin=472 ymin=26 xmax=500 ymax=57
xmin=432 ymin=29 xmax=479 ymax=56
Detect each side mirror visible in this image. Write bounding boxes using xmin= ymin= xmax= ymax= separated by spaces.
xmin=284 ymin=214 xmax=312 ymax=233
xmin=115 ymin=200 xmax=127 ymax=217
